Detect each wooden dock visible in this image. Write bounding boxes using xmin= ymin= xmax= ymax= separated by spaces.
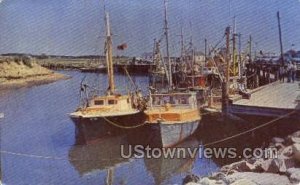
xmin=228 ymin=81 xmax=300 ymax=118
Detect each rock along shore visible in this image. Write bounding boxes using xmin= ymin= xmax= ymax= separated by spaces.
xmin=0 ymin=56 xmax=69 ymax=90
xmin=183 ymin=130 xmax=300 ymax=185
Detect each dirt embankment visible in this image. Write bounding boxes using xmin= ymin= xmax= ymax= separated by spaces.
xmin=0 ymin=56 xmax=69 ymax=89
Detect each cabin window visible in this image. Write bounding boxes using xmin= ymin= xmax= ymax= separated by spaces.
xmin=180 ymin=98 xmax=188 ymax=105
xmin=108 ymin=99 xmax=117 ymax=105
xmin=153 ymin=97 xmax=160 ymax=105
xmin=163 ymin=96 xmax=170 ymax=104
xmin=169 ymin=97 xmax=176 ymax=104
xmin=94 ymin=100 xmax=104 ymax=105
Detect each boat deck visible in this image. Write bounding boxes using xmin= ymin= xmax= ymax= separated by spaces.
xmin=229 ymin=81 xmax=300 ymax=117
xmin=145 ymin=108 xmax=200 ymax=123
xmin=70 ymin=109 xmax=139 ymax=118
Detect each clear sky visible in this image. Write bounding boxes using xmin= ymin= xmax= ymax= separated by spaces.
xmin=0 ymin=0 xmax=299 ymax=56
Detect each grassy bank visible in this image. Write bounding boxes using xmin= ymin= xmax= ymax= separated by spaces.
xmin=36 ymin=56 xmax=130 ymax=70
xmin=0 ymin=56 xmax=68 ymax=89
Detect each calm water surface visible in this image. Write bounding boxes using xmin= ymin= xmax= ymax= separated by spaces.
xmin=0 ymin=71 xmax=299 ymax=185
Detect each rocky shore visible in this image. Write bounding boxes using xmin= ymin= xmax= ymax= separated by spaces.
xmin=0 ymin=56 xmax=68 ymax=90
xmin=183 ymin=130 xmax=300 ymax=185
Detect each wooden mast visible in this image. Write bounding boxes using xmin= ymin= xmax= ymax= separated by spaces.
xmin=164 ymin=0 xmax=172 ymax=89
xmin=105 ymin=11 xmax=115 ymax=94
xmin=249 ymin=35 xmax=252 ymax=61
xmin=238 ymin=33 xmax=242 ymax=78
xmin=232 ymin=16 xmax=237 ymax=76
xmin=179 ymin=27 xmax=184 ymax=62
xmin=204 ymin=38 xmax=207 ymax=65
xmin=225 ymin=26 xmax=231 ymax=83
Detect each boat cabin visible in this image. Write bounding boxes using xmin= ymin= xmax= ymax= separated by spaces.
xmin=149 ymin=92 xmax=197 ymax=109
xmin=87 ymin=95 xmax=133 ymax=111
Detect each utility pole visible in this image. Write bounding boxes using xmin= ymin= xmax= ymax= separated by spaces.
xmin=277 ymin=11 xmax=284 ymax=66
xmin=222 ymin=26 xmax=231 ymax=115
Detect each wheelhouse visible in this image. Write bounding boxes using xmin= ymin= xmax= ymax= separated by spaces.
xmin=149 ymin=92 xmax=197 ymax=109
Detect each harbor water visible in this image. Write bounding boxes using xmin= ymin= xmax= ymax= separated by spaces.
xmin=0 ymin=71 xmax=299 ymax=185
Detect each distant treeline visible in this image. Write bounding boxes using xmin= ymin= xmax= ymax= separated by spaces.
xmin=1 ymin=53 xmax=130 ymax=60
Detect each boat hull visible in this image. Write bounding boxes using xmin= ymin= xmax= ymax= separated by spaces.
xmin=70 ymin=111 xmax=146 ymax=135
xmin=146 ymin=120 xmax=200 ymax=148
xmin=80 ymin=67 xmax=106 ymax=73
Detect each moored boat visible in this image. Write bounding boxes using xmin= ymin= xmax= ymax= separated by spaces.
xmin=142 ymin=0 xmax=201 ymax=148
xmin=80 ymin=64 xmax=106 ymax=73
xmin=144 ymin=91 xmax=201 ymax=147
xmin=69 ymin=10 xmax=145 ymax=132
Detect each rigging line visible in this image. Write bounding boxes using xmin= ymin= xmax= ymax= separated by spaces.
xmin=102 ymin=116 xmax=147 ymax=129
xmin=0 ymin=150 xmax=122 ymax=162
xmin=209 ymin=34 xmax=225 ymax=56
xmin=123 ymin=67 xmax=138 ymax=91
xmin=0 ymin=150 xmax=66 ymax=160
xmin=1 ymin=110 xmax=298 ymax=160
xmin=203 ymin=110 xmax=297 ymax=147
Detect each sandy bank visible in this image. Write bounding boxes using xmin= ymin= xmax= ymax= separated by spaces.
xmin=0 ymin=56 xmax=69 ymax=90
xmin=0 ymin=72 xmax=69 ymax=90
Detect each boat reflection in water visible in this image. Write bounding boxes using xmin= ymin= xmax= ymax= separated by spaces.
xmin=69 ymin=120 xmax=206 ymax=185
xmin=143 ymin=136 xmax=200 ymax=185
xmin=68 ymin=122 xmax=131 ymax=185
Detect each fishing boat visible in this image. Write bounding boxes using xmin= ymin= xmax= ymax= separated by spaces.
xmin=69 ymin=11 xmax=145 ymax=131
xmin=144 ymin=91 xmax=201 ymax=147
xmin=143 ymin=0 xmax=201 ymax=148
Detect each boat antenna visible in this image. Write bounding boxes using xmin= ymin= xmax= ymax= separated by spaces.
xmin=104 ymin=9 xmax=115 ymax=94
xmin=163 ymin=0 xmax=172 ymax=90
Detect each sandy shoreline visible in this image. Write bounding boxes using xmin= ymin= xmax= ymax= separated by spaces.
xmin=0 ymin=72 xmax=70 ymax=90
